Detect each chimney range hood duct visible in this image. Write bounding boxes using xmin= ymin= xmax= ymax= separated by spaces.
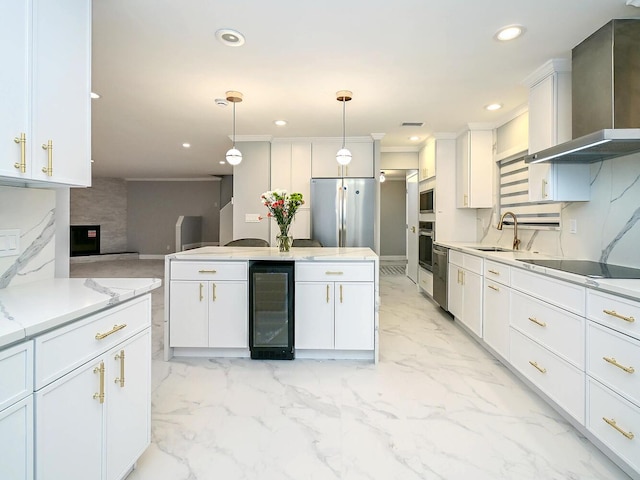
xmin=526 ymin=19 xmax=640 ymax=164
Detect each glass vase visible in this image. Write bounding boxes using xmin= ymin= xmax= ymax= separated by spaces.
xmin=276 ymin=226 xmax=292 ymax=252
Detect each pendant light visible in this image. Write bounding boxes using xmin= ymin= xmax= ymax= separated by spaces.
xmin=225 ymin=91 xmax=243 ymax=166
xmin=336 ymin=90 xmax=352 ymax=165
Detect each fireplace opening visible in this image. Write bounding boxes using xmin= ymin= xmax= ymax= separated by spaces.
xmin=70 ymin=225 xmax=100 ymax=256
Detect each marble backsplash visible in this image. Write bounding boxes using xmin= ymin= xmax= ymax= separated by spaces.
xmin=479 ymin=151 xmax=640 ymax=268
xmin=0 ymin=185 xmax=56 ymax=288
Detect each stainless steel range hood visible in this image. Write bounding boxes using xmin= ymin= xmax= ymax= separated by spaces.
xmin=525 ymin=19 xmax=640 ymax=164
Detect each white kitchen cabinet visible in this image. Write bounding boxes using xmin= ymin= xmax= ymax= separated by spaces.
xmin=0 ymin=340 xmax=34 ymax=480
xmin=418 ymin=267 xmax=433 ymax=296
xmin=455 ymin=129 xmax=493 ymax=208
xmin=270 ymin=142 xmax=312 ymax=245
xmin=295 ymin=262 xmax=375 ymax=351
xmin=311 ymin=140 xmax=373 ymax=178
xmin=0 ymin=0 xmax=91 ymax=186
xmin=0 ymin=396 xmax=33 ymax=480
xmin=448 ymin=251 xmax=483 ymax=337
xmin=483 ymin=278 xmax=510 ymax=360
xmin=418 ymin=138 xmax=436 ymax=181
xmin=169 ymin=261 xmax=248 ymax=349
xmin=35 ymin=295 xmax=152 ymax=480
xmin=525 ymin=61 xmax=589 ymax=202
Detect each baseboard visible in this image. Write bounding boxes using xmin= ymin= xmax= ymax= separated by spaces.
xmin=138 ymin=254 xmax=166 ymax=260
xmin=380 ymin=255 xmax=407 ymax=262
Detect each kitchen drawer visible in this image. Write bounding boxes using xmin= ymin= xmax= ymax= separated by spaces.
xmin=587 ymin=321 xmax=639 ymax=407
xmin=587 ymin=378 xmax=640 ymax=474
xmin=171 ymin=261 xmax=248 ymax=281
xmin=510 ymin=290 xmax=585 ymax=368
xmin=587 ymin=290 xmax=639 ymax=341
xmin=484 ymin=260 xmax=510 ymax=286
xmin=418 ymin=267 xmax=433 ymax=295
xmin=449 ymin=250 xmax=483 ymax=275
xmin=511 ymin=268 xmax=585 ymax=316
xmin=295 ymin=262 xmax=374 ymax=282
xmin=35 ymin=295 xmax=151 ymax=390
xmin=510 ymin=328 xmax=585 ymax=423
xmin=0 ymin=341 xmax=33 ymax=411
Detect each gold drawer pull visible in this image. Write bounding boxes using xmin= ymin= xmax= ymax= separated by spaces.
xmin=93 ymin=361 xmax=105 ymax=403
xmin=603 ymin=356 xmax=635 ymax=374
xmin=95 ymin=323 xmax=127 ymax=340
xmin=325 ymin=271 xmax=344 ymax=275
xmin=114 ymin=350 xmax=125 ymax=387
xmin=529 ymin=360 xmax=547 ymax=374
xmin=14 ymin=133 xmax=26 ymax=172
xmin=528 ymin=317 xmax=546 ymax=328
xmin=488 ymin=269 xmax=500 ymax=275
xmin=603 ymin=417 xmax=634 ymax=440
xmin=603 ymin=309 xmax=635 ymax=323
xmin=199 ymin=269 xmax=217 ymax=274
xmin=488 ymin=285 xmax=499 ymax=292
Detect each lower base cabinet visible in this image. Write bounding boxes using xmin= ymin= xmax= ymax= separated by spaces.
xmin=0 ymin=396 xmax=33 ymax=480
xmin=482 ymin=279 xmax=510 ymax=360
xmin=36 ymin=329 xmax=151 ymax=480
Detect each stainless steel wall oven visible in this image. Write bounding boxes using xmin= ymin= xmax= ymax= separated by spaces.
xmin=418 ymin=221 xmax=434 ymax=271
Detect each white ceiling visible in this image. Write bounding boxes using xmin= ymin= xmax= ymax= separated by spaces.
xmin=90 ymin=0 xmax=639 ymax=179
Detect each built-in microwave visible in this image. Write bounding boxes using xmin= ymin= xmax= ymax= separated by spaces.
xmin=420 ymin=189 xmax=434 ymax=213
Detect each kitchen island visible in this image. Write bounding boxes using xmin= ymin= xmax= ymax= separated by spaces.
xmin=164 ymin=246 xmax=379 ymax=362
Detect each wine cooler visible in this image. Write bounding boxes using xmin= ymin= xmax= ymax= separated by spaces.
xmin=249 ymin=261 xmax=295 ymax=360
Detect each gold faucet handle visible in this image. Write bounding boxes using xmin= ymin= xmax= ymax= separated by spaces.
xmin=513 ymin=238 xmax=521 ymax=250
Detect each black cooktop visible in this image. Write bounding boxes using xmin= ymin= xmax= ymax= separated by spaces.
xmin=516 ymin=259 xmax=640 ymax=279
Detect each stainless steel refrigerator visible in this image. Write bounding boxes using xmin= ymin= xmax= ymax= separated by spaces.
xmin=310 ymin=178 xmax=375 ymax=248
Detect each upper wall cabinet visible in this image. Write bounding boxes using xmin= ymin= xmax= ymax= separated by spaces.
xmin=524 ymin=60 xmax=589 ymax=202
xmin=418 ymin=139 xmax=436 ymax=181
xmin=311 ymin=139 xmax=373 ymax=178
xmin=456 ymin=128 xmax=493 ymax=208
xmin=0 ymin=0 xmax=91 ymax=186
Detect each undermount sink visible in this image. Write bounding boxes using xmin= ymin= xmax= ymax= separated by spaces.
xmin=469 ymin=246 xmax=512 ymax=252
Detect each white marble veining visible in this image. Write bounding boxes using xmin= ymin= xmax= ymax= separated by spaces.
xmin=170 ymin=246 xmax=378 ymax=262
xmin=437 ymin=241 xmax=640 ymax=301
xmin=0 ymin=277 xmax=161 ymax=347
xmin=0 ymin=185 xmax=56 ymax=288
xmin=71 ymin=260 xmax=630 ymax=480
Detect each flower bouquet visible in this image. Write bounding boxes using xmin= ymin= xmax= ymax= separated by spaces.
xmin=260 ymin=189 xmax=304 ymax=252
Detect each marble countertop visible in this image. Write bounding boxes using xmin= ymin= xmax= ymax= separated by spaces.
xmin=168 ymin=246 xmax=378 ymax=262
xmin=436 ymin=241 xmax=640 ymax=301
xmin=0 ymin=277 xmax=162 ymax=349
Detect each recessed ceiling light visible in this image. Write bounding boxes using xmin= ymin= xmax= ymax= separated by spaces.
xmin=409 ymin=136 xmax=420 ymax=141
xmin=215 ymin=28 xmax=245 ymax=47
xmin=485 ymin=103 xmax=502 ymax=111
xmin=274 ymin=120 xmax=287 ymax=126
xmin=494 ymin=24 xmax=525 ymax=41
xmin=91 ymin=92 xmax=101 ymax=99
xmin=182 ymin=143 xmax=191 ymax=148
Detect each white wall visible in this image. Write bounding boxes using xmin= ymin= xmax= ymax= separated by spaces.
xmin=0 ymin=185 xmax=56 ymax=288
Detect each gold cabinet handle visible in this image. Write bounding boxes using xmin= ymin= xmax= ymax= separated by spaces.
xmin=14 ymin=133 xmax=26 ymax=172
xmin=463 ymin=194 xmax=468 ymax=206
xmin=603 ymin=309 xmax=635 ymax=323
xmin=457 ymin=269 xmax=462 ymax=284
xmin=199 ymin=283 xmax=204 ymax=301
xmin=41 ymin=140 xmax=53 ymax=176
xmin=528 ymin=317 xmax=547 ymax=328
xmin=411 ymin=226 xmax=416 ymax=233
xmin=603 ymin=356 xmax=635 ymax=374
xmin=199 ymin=269 xmax=217 ymax=274
xmin=339 ymin=284 xmax=343 ymax=303
xmin=95 ymin=323 xmax=127 ymax=340
xmin=542 ymin=179 xmax=548 ymax=199
xmin=529 ymin=360 xmax=547 ymax=374
xmin=488 ymin=269 xmax=500 ymax=275
xmin=325 ymin=271 xmax=344 ymax=275
xmin=326 ymin=284 xmax=330 ymax=303
xmin=488 ymin=285 xmax=499 ymax=292
xmin=602 ymin=417 xmax=634 ymax=440
xmin=212 ymin=283 xmax=217 ymax=301
xmin=461 ymin=270 xmax=465 ymax=286
xmin=114 ymin=350 xmax=125 ymax=387
xmin=93 ymin=361 xmax=105 ymax=403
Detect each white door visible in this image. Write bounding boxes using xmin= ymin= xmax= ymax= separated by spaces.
xmin=294 ymin=282 xmax=335 ymax=349
xmin=334 ymin=283 xmax=374 ymax=350
xmin=169 ymin=281 xmax=208 ymax=347
xmin=209 ymin=281 xmax=248 ymax=348
xmin=406 ymin=172 xmax=419 ymax=283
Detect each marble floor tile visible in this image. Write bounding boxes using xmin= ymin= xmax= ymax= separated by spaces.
xmin=71 ymin=260 xmax=630 ymax=480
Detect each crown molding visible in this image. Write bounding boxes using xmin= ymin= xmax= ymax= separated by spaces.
xmin=521 ymin=58 xmax=571 ymax=87
xmin=125 ymin=177 xmax=222 ymax=182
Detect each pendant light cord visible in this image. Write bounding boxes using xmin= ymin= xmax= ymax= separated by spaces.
xmin=232 ymin=101 xmax=237 ymax=148
xmin=341 ymin=99 xmax=346 ymax=149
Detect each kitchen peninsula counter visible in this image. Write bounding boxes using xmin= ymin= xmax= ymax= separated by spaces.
xmin=164 ymin=247 xmax=379 ymax=362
